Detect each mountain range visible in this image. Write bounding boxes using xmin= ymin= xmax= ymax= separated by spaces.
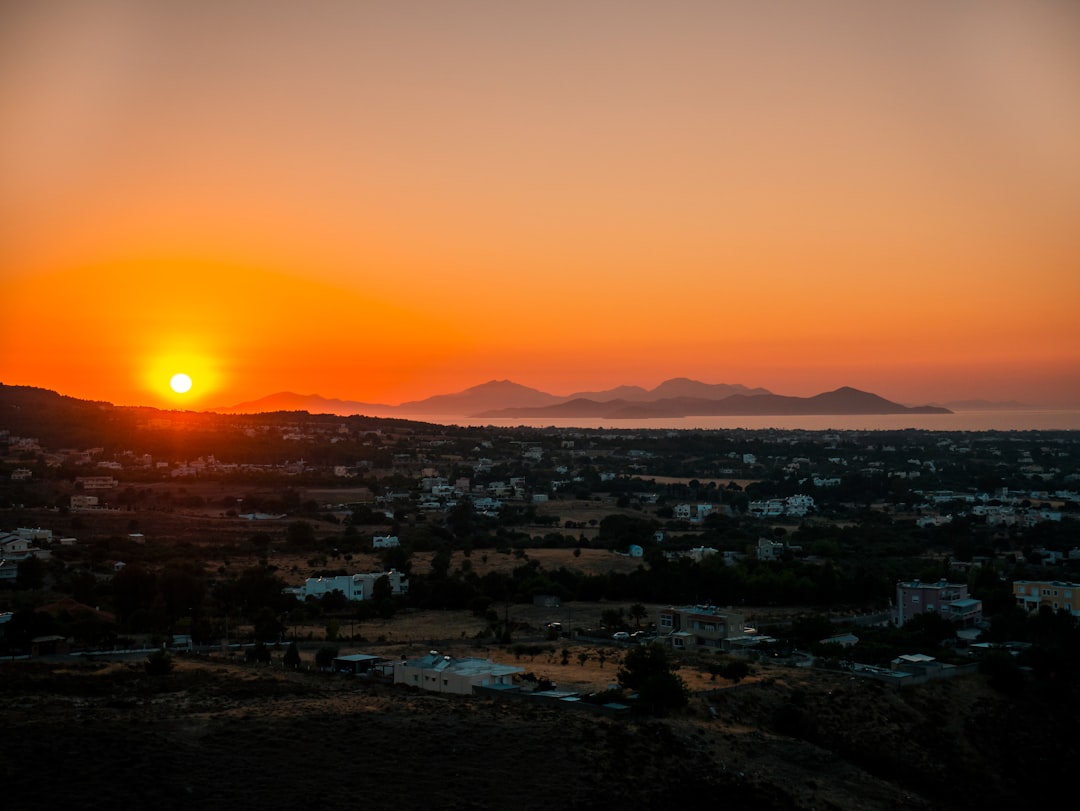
xmin=211 ymin=379 xmax=951 ymax=419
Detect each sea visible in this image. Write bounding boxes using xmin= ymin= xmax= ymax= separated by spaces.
xmin=404 ymin=410 xmax=1080 ymax=432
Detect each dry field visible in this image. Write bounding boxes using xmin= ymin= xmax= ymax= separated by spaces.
xmin=295 ymin=604 xmax=741 ymax=695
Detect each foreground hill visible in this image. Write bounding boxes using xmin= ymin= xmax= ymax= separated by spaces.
xmin=2 ymin=655 xmax=1073 ymax=811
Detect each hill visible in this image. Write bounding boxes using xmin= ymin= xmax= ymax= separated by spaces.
xmin=2 ymin=654 xmax=1073 ymax=810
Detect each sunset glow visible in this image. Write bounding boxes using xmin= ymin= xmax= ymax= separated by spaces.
xmin=2 ymin=2 xmax=1078 ymax=411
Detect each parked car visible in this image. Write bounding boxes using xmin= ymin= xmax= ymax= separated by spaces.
xmin=612 ymin=631 xmax=630 ymax=640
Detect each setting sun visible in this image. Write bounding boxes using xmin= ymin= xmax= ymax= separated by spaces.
xmin=170 ymin=373 xmax=193 ymax=394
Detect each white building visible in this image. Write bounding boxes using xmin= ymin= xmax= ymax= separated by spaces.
xmin=288 ymin=570 xmax=408 ymax=602
xmin=394 ymin=651 xmax=522 ymax=695
xmin=757 ymin=537 xmax=785 ymax=561
xmin=372 ymin=535 xmax=400 ymax=549
xmin=75 ymin=476 xmax=118 ymax=490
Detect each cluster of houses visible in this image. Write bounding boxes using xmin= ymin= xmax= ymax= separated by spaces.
xmin=0 ymin=527 xmax=71 ymax=584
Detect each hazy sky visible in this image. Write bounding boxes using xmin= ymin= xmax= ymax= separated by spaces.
xmin=3 ymin=1 xmax=1079 ymax=409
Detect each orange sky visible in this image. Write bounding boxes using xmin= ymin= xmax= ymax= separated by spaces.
xmin=2 ymin=1 xmax=1079 ymax=410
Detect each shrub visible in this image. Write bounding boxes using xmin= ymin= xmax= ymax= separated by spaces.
xmin=145 ymin=649 xmax=173 ymax=676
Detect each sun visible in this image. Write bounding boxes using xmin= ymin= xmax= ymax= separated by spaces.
xmin=170 ymin=373 xmax=193 ymax=394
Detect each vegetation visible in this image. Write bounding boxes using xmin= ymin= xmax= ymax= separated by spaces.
xmin=617 ymin=643 xmax=689 ymax=716
xmin=144 ymin=649 xmax=173 ymax=676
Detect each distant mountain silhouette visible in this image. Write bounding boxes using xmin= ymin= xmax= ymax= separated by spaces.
xmin=566 ymin=378 xmax=771 ymax=402
xmin=210 ymin=391 xmax=394 ymax=416
xmin=210 ymin=378 xmax=773 ymax=416
xmin=393 ymin=380 xmax=563 ymax=414
xmin=211 ymin=380 xmax=951 ymax=418
xmin=477 ymin=386 xmax=952 ymax=418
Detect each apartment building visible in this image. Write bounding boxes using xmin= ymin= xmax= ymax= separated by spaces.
xmin=1013 ymin=580 xmax=1080 ymax=617
xmin=895 ymin=579 xmax=982 ymax=627
xmin=656 ymin=605 xmax=746 ymax=651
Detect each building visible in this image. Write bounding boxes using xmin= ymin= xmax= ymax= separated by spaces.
xmin=287 ymin=570 xmax=408 ymax=602
xmin=0 ymin=560 xmax=19 ymax=584
xmin=0 ymin=535 xmax=38 ymax=561
xmin=394 ymin=651 xmax=522 ymax=695
xmin=656 ymin=605 xmax=746 ymax=651
xmin=332 ymin=653 xmax=389 ymax=675
xmin=756 ymin=537 xmax=785 ymax=561
xmin=372 ymin=535 xmax=399 ymax=549
xmin=1013 ymin=580 xmax=1080 ymax=617
xmin=894 ymin=579 xmax=982 ymax=626
xmin=74 ymin=476 xmax=118 ymax=490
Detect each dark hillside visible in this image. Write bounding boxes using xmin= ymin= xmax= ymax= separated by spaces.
xmin=2 ymin=657 xmax=1074 ymax=811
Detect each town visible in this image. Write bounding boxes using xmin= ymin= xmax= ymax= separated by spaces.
xmin=2 ymin=384 xmax=1079 ymax=809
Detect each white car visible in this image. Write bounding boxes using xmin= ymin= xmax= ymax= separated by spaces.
xmin=612 ymin=631 xmax=630 ymax=640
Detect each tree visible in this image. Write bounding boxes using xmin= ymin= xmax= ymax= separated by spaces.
xmin=283 ymin=641 xmax=302 ymax=669
xmin=372 ymin=574 xmax=396 ymax=619
xmin=617 ymin=643 xmax=688 ymax=716
xmin=601 ymin=608 xmax=627 ymax=631
xmin=246 ymin=641 xmax=272 ymax=664
xmin=145 ymin=649 xmax=173 ymax=676
xmin=721 ymin=660 xmax=750 ymax=683
xmin=447 ymin=498 xmax=476 ymax=540
xmin=315 ymin=645 xmax=339 ymax=670
xmin=628 ymin=603 xmax=648 ymax=629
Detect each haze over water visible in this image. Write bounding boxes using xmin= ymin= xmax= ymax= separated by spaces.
xmin=410 ymin=410 xmax=1080 ymax=432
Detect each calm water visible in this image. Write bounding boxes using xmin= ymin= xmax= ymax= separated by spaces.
xmin=408 ymin=410 xmax=1080 ymax=432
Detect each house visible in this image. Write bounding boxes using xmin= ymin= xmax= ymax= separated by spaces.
xmin=75 ymin=476 xmax=118 ymax=490
xmin=0 ymin=537 xmax=36 ymax=560
xmin=891 ymin=653 xmax=943 ymax=676
xmin=674 ymin=504 xmax=712 ymax=523
xmin=1013 ymin=580 xmax=1080 ymax=617
xmin=656 ymin=605 xmax=746 ymax=651
xmin=894 ymin=579 xmax=982 ymax=627
xmin=287 ymin=569 xmax=408 ymax=602
xmin=16 ymin=528 xmax=52 ymax=543
xmin=685 ymin=546 xmax=718 ymax=562
xmin=372 ymin=535 xmax=399 ymax=549
xmin=0 ymin=560 xmax=19 ymax=584
xmin=394 ymin=651 xmax=523 ymax=695
xmin=756 ymin=537 xmax=785 ymax=561
xmin=333 ymin=653 xmax=389 ymax=675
